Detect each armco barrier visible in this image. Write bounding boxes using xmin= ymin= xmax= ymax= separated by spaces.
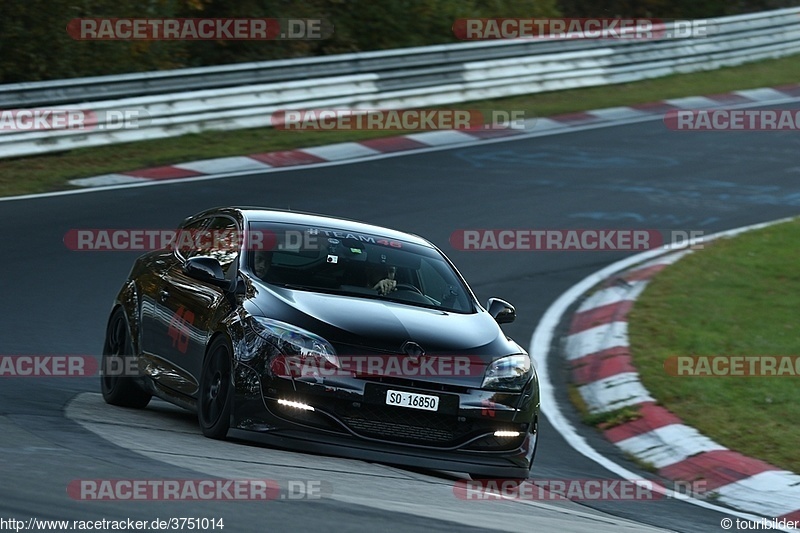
xmin=1 ymin=8 xmax=799 ymax=159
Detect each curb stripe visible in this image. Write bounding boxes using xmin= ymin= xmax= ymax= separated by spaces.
xmin=463 ymin=126 xmax=526 ymax=139
xmin=551 ymin=112 xmax=600 ymax=124
xmin=65 ymin=86 xmax=798 ymax=189
xmin=614 ymin=424 xmax=726 ymax=469
xmin=564 ymin=321 xmax=629 ymax=361
xmin=775 ymin=83 xmax=800 ymax=97
xmin=576 ymin=281 xmax=649 ymax=312
xmin=299 ymin=142 xmax=381 ymax=161
xmin=706 ymin=92 xmax=753 ymax=105
xmin=173 ymin=156 xmax=272 ymax=174
xmin=358 ymin=136 xmax=429 ymax=152
xmin=603 ymin=402 xmax=682 ymax=443
xmin=248 ymin=150 xmax=326 ymax=167
xmin=122 ymin=166 xmax=203 ymax=180
xmin=619 ymin=263 xmax=668 ymax=282
xmin=714 ymin=471 xmax=800 ymax=519
xmin=658 ymin=450 xmax=778 ymax=491
xmin=569 ymin=300 xmax=633 ymax=335
xmin=571 ymin=348 xmax=635 ymax=385
xmin=562 ymin=241 xmax=800 ymax=521
xmin=629 ymin=101 xmax=678 ymax=113
xmin=577 ymin=372 xmax=654 ymax=413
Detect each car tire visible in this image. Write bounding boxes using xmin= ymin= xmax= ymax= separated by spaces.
xmin=198 ymin=336 xmax=234 ymax=439
xmin=101 ymin=308 xmax=152 ymax=409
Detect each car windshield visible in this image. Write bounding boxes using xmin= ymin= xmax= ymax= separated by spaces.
xmin=247 ymin=222 xmax=475 ymax=313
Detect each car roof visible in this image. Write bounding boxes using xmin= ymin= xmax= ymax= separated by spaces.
xmin=201 ymin=206 xmax=435 ymax=248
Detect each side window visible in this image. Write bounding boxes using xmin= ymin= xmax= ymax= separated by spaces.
xmin=201 ymin=216 xmax=241 ymax=276
xmin=174 ymin=216 xmax=240 ymax=276
xmin=174 ymin=218 xmax=210 ymax=260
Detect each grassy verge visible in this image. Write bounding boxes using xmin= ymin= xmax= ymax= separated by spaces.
xmin=1 ymin=53 xmax=798 ymax=197
xmin=627 ymin=219 xmax=800 ymax=474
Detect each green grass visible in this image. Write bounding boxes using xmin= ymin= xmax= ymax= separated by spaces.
xmin=628 ymin=219 xmax=800 ymax=474
xmin=0 ymin=53 xmax=798 ymax=197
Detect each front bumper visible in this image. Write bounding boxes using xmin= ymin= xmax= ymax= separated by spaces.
xmin=232 ymin=362 xmax=539 ymax=477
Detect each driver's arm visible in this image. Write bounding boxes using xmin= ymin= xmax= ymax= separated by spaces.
xmin=372 ymin=266 xmax=397 ymax=295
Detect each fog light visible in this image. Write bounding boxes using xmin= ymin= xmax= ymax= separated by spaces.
xmin=278 ymin=399 xmax=314 ymax=411
xmin=494 ymin=430 xmax=521 ymax=438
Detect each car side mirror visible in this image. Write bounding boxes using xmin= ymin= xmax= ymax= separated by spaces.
xmin=486 ymin=298 xmax=516 ymax=324
xmin=184 ymin=256 xmax=232 ymax=290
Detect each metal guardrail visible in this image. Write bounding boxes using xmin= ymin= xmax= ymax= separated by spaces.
xmin=1 ymin=8 xmax=799 ymax=159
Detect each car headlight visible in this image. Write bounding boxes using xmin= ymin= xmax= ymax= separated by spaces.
xmin=482 ymin=354 xmax=532 ymax=391
xmin=250 ymin=317 xmax=339 ymax=371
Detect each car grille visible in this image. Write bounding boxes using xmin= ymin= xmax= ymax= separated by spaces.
xmin=342 ymin=417 xmax=454 ymax=442
xmin=336 ymin=403 xmax=472 ymax=446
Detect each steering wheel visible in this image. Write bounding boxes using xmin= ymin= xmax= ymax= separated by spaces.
xmin=394 ymin=283 xmax=424 ymax=295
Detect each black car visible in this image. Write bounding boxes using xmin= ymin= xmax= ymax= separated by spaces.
xmin=102 ymin=207 xmax=539 ymax=479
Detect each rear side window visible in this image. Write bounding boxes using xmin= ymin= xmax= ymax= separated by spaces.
xmin=175 ymin=216 xmax=240 ymax=276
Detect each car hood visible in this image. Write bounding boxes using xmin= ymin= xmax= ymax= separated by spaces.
xmin=250 ymin=284 xmax=521 ymax=360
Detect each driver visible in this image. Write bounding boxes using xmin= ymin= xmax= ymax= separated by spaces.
xmin=367 ymin=264 xmax=397 ymax=295
xmin=253 ymin=251 xmax=272 ymax=280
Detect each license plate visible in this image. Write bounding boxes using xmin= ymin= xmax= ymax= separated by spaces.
xmin=385 ymin=390 xmax=439 ymax=411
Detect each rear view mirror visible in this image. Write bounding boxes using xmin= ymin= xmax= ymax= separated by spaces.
xmin=486 ymin=298 xmax=516 ymax=324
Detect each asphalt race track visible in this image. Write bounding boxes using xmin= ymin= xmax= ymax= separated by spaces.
xmin=2 ymin=104 xmax=799 ymax=532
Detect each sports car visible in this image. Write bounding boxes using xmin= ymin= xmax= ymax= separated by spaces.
xmin=102 ymin=207 xmax=539 ymax=478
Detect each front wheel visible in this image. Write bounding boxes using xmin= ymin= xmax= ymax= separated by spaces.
xmin=101 ymin=308 xmax=151 ymax=409
xmin=198 ymin=336 xmax=234 ymax=439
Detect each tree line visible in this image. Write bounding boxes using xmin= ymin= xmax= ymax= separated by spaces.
xmin=1 ymin=0 xmax=797 ymax=83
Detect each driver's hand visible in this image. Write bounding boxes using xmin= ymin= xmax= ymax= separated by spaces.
xmin=373 ymin=279 xmax=397 ymax=295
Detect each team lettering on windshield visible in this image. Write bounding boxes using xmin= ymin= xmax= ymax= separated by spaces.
xmin=306 ymin=228 xmax=402 ymax=248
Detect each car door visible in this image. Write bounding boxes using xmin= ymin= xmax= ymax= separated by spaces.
xmin=152 ymin=215 xmax=241 ymax=397
xmin=137 ymin=218 xmax=210 ymax=362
